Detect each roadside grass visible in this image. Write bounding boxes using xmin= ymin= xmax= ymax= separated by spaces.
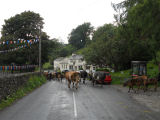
xmin=111 ymin=69 xmax=131 ymax=85
xmin=0 ymin=75 xmax=47 ymax=110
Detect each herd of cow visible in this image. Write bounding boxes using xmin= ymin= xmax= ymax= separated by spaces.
xmin=43 ymin=70 xmax=109 ymax=89
xmin=123 ymin=75 xmax=160 ymax=93
xmin=43 ymin=70 xmax=159 ymax=92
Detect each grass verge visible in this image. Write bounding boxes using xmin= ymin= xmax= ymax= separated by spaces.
xmin=111 ymin=69 xmax=131 ymax=85
xmin=0 ymin=75 xmax=47 ymax=110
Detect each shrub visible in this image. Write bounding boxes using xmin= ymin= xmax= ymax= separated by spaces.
xmin=96 ymin=68 xmax=110 ymax=72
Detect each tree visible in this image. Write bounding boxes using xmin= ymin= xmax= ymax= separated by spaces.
xmin=112 ymin=0 xmax=160 ymax=64
xmin=80 ymin=24 xmax=117 ymax=67
xmin=0 ymin=11 xmax=45 ymax=65
xmin=68 ymin=22 xmax=93 ymax=50
xmin=58 ymin=44 xmax=76 ymax=57
xmin=1 ymin=11 xmax=43 ymax=41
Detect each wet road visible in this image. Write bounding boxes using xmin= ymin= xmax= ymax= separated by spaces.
xmin=0 ymin=79 xmax=159 ymax=120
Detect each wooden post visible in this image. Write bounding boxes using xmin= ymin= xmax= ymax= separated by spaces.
xmin=39 ymin=26 xmax=42 ymax=75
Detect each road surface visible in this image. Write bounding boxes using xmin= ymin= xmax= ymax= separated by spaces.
xmin=0 ymin=79 xmax=159 ymax=120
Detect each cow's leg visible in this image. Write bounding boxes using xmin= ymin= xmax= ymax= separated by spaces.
xmin=128 ymin=86 xmax=131 ymax=93
xmin=137 ymin=85 xmax=140 ymax=93
xmin=72 ymin=81 xmax=74 ymax=88
xmin=76 ymin=81 xmax=78 ymax=89
xmin=61 ymin=77 xmax=63 ymax=82
xmin=92 ymin=80 xmax=95 ymax=86
xmin=135 ymin=83 xmax=140 ymax=93
xmin=131 ymin=85 xmax=134 ymax=90
xmin=154 ymin=85 xmax=157 ymax=91
xmin=68 ymin=80 xmax=71 ymax=88
xmin=83 ymin=78 xmax=85 ymax=84
xmin=60 ymin=77 xmax=62 ymax=82
xmin=144 ymin=84 xmax=147 ymax=92
xmin=146 ymin=84 xmax=149 ymax=91
xmin=133 ymin=84 xmax=137 ymax=93
xmin=154 ymin=82 xmax=157 ymax=91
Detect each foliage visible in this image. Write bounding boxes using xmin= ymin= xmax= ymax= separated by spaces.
xmin=0 ymin=11 xmax=44 ymax=64
xmin=58 ymin=44 xmax=76 ymax=57
xmin=96 ymin=68 xmax=110 ymax=72
xmin=0 ymin=75 xmax=46 ymax=110
xmin=112 ymin=0 xmax=160 ymax=65
xmin=68 ymin=22 xmax=93 ymax=50
xmin=80 ymin=24 xmax=117 ymax=67
xmin=0 ymin=11 xmax=79 ymax=66
xmin=111 ymin=70 xmax=131 ymax=85
xmin=43 ymin=62 xmax=53 ymax=70
xmin=47 ymin=39 xmax=76 ymax=62
xmin=147 ymin=61 xmax=159 ymax=78
xmin=0 ymin=11 xmax=51 ymax=65
xmin=78 ymin=0 xmax=160 ymax=71
xmin=1 ymin=11 xmax=43 ymax=41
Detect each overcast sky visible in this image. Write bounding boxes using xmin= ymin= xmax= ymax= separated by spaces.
xmin=0 ymin=0 xmax=123 ymax=43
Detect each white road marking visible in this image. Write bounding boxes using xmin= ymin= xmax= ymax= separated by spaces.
xmin=73 ymin=92 xmax=78 ymax=118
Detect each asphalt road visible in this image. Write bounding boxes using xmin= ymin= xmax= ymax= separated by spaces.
xmin=0 ymin=79 xmax=159 ymax=120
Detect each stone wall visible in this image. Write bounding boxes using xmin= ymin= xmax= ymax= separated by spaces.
xmin=0 ymin=72 xmax=40 ymax=101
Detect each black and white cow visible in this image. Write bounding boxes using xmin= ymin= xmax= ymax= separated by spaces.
xmin=91 ymin=71 xmax=106 ymax=87
xmin=80 ymin=70 xmax=88 ymax=84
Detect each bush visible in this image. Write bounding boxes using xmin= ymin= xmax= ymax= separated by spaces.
xmin=96 ymin=68 xmax=110 ymax=72
xmin=43 ymin=62 xmax=53 ymax=70
xmin=147 ymin=61 xmax=159 ymax=78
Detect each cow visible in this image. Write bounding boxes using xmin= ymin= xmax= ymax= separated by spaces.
xmin=65 ymin=71 xmax=80 ymax=89
xmin=48 ymin=71 xmax=52 ymax=81
xmin=91 ymin=71 xmax=106 ymax=87
xmin=133 ymin=76 xmax=146 ymax=92
xmin=123 ymin=78 xmax=134 ymax=92
xmin=123 ymin=75 xmax=150 ymax=93
xmin=43 ymin=71 xmax=53 ymax=80
xmin=43 ymin=71 xmax=49 ymax=80
xmin=54 ymin=72 xmax=62 ymax=82
xmin=143 ymin=78 xmax=158 ymax=92
xmin=43 ymin=71 xmax=54 ymax=80
xmin=61 ymin=70 xmax=69 ymax=81
xmin=123 ymin=77 xmax=144 ymax=93
xmin=51 ymin=72 xmax=56 ymax=80
xmin=80 ymin=70 xmax=88 ymax=84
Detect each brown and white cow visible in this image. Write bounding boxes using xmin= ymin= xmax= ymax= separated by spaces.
xmin=65 ymin=71 xmax=80 ymax=89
